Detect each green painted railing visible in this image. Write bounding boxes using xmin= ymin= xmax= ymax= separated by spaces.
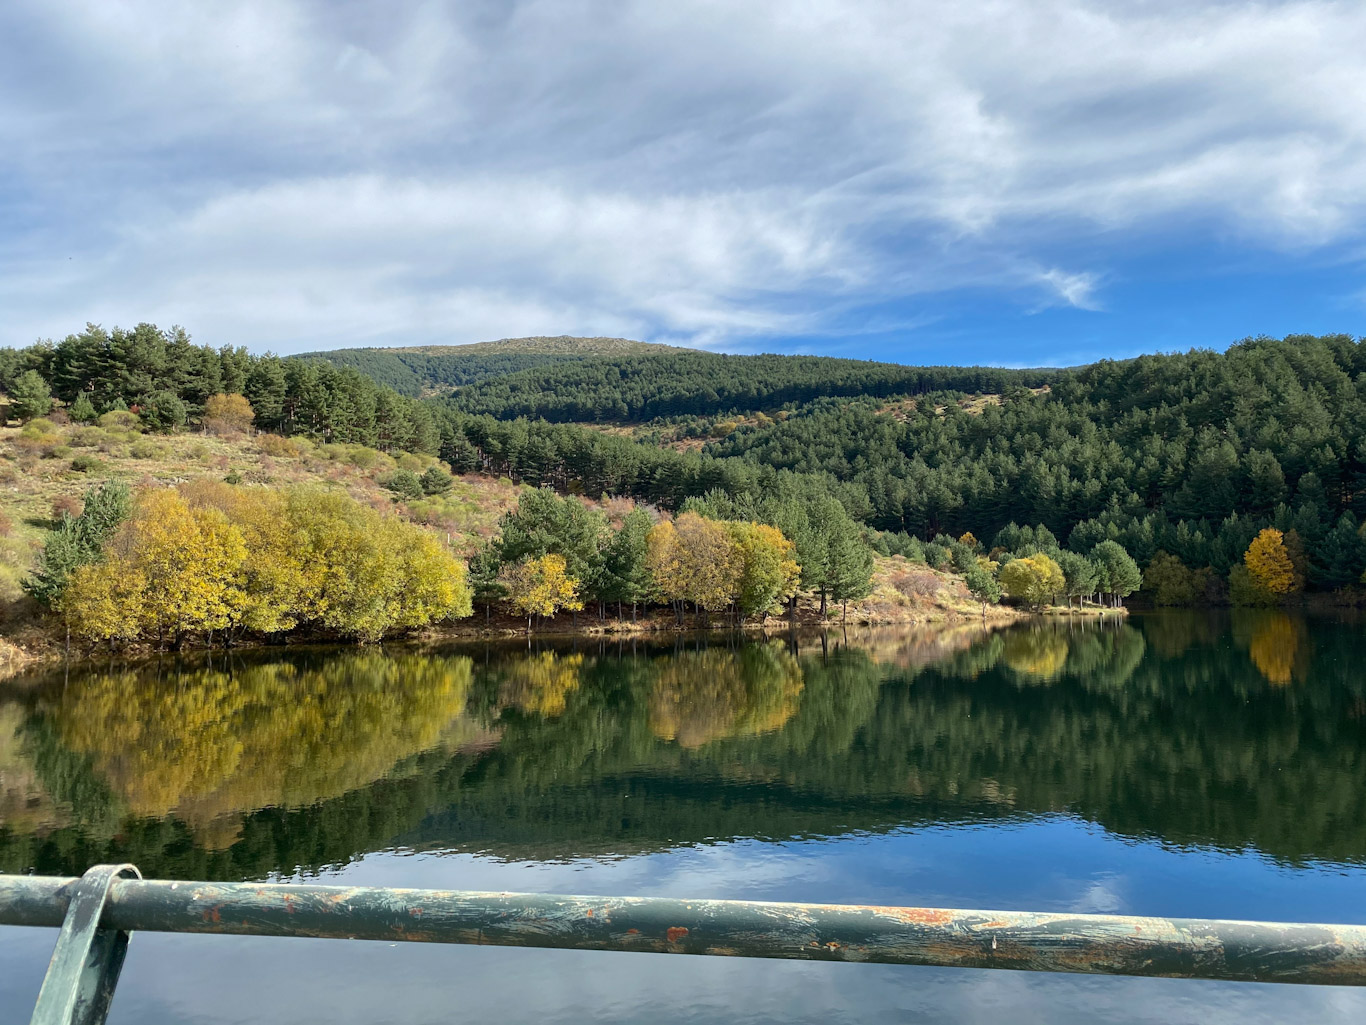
xmin=4 ymin=865 xmax=1366 ymax=1023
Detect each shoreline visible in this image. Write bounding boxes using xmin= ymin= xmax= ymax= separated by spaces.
xmin=0 ymin=602 xmax=1039 ymax=679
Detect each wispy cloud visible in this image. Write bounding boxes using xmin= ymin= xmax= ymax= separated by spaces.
xmin=3 ymin=0 xmax=1366 ymax=351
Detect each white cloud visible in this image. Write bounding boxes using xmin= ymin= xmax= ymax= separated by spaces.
xmin=3 ymin=0 xmax=1366 ymax=350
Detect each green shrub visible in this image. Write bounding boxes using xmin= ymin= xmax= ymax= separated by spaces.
xmin=128 ymin=440 xmax=161 ymax=459
xmin=385 ymin=468 xmax=424 ymax=500
xmin=420 ymin=466 xmax=454 ymax=495
xmin=98 ymin=410 xmax=141 ymax=431
xmin=70 ymin=454 xmax=103 ymax=473
xmin=138 ymin=391 xmax=187 ymax=432
xmin=19 ymin=418 xmax=58 ymax=438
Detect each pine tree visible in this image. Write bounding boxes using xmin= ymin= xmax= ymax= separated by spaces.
xmin=9 ymin=370 xmax=52 ymax=421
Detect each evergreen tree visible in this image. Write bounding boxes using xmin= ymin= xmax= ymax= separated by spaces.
xmin=600 ymin=507 xmax=653 ymax=619
xmin=68 ymin=392 xmax=97 ymax=424
xmin=1090 ymin=541 xmax=1142 ymax=606
xmin=9 ymin=369 xmax=52 ymax=421
xmin=419 ymin=466 xmax=454 ymax=496
xmin=24 ymin=480 xmax=133 ymax=606
xmin=497 ymin=489 xmax=607 ymax=602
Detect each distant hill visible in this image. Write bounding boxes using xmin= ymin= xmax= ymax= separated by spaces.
xmin=298 ymin=336 xmax=690 ymax=396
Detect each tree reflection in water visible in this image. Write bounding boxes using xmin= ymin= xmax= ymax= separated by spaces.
xmin=1 ymin=612 xmax=1364 ymax=879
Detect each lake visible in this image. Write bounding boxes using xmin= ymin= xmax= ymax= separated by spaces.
xmin=2 ymin=611 xmax=1365 ymax=1023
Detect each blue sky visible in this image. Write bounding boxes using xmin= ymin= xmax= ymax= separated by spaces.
xmin=2 ymin=1 xmax=1364 ymax=366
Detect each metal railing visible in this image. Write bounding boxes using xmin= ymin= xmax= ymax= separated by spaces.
xmin=4 ymin=865 xmax=1366 ymax=1024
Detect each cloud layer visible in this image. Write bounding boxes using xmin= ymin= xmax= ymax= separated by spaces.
xmin=3 ymin=0 xmax=1366 ymax=352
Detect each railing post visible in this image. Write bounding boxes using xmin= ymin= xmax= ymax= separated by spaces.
xmin=29 ymin=864 xmax=141 ymax=1025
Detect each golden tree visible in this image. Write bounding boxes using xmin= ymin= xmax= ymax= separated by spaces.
xmin=500 ymin=553 xmax=583 ymax=631
xmin=1244 ymin=528 xmax=1296 ymax=596
xmin=646 ymin=512 xmax=743 ymax=617
xmin=59 ymin=559 xmax=146 ymax=644
xmin=729 ymin=521 xmax=800 ymax=620
xmin=998 ymin=553 xmax=1065 ymax=608
xmin=107 ymin=489 xmax=248 ymax=646
xmin=202 ymin=393 xmax=256 ymax=434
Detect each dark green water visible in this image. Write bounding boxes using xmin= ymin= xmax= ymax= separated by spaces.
xmin=1 ymin=611 xmax=1364 ymax=1023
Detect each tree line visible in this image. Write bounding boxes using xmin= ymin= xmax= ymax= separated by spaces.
xmin=0 ymin=322 xmax=442 ymax=452
xmin=446 ymin=350 xmax=1058 ymax=421
xmin=471 ymin=487 xmax=875 ymax=629
xmin=23 ymin=478 xmax=876 ymax=647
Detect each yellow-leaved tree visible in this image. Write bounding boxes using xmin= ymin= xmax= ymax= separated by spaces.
xmin=59 ymin=560 xmax=147 ymax=645
xmin=181 ymin=480 xmax=313 ymax=635
xmin=202 ymin=393 xmax=255 ymax=434
xmin=998 ymin=553 xmax=1065 ymax=609
xmin=1244 ymin=528 xmax=1296 ymax=597
xmin=62 ymin=483 xmax=474 ymax=647
xmin=66 ymin=489 xmax=249 ymax=648
xmin=646 ymin=512 xmax=743 ymax=621
xmin=729 ymin=521 xmax=800 ymax=621
xmin=500 ymin=553 xmax=583 ymax=631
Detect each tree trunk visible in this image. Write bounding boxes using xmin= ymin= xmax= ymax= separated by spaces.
xmin=819 ymin=589 xmax=828 ymax=618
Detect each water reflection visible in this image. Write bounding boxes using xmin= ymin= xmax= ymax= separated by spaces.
xmin=2 ymin=613 xmax=1365 ymax=880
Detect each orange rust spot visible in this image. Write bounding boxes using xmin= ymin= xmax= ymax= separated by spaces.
xmin=626 ymin=928 xmax=640 ymax=935
xmin=586 ymin=909 xmax=593 ymax=917
xmin=824 ymin=941 xmax=842 ymax=951
xmin=666 ymin=927 xmax=690 ymax=943
xmin=879 ymin=907 xmax=955 ymax=926
xmin=409 ymin=907 xmax=423 ymax=917
xmin=202 ymin=905 xmax=222 ymax=924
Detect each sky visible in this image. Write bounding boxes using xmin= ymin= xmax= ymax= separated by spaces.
xmin=2 ymin=0 xmax=1366 ymax=366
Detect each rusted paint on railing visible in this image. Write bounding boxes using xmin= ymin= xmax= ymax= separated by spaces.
xmin=4 ymin=873 xmax=1366 ymax=986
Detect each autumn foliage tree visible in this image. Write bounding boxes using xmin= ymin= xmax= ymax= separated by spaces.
xmin=1245 ymin=528 xmax=1296 ymax=597
xmin=500 ymin=553 xmax=583 ymax=631
xmin=202 ymin=393 xmax=256 ymax=434
xmin=729 ymin=522 xmax=800 ymax=621
xmin=58 ymin=484 xmax=472 ymax=647
xmin=647 ymin=513 xmax=742 ymax=620
xmin=999 ymin=553 xmax=1066 ymax=609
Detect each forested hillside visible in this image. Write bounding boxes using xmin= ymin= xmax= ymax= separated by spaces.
xmin=446 ymin=351 xmax=1057 ymax=421
xmin=297 ymin=336 xmax=686 ymax=395
xmin=5 ymin=324 xmax=1366 ymax=612
xmin=431 ymin=335 xmax=1365 ymax=593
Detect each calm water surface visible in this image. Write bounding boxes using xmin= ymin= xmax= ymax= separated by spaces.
xmin=1 ymin=611 xmax=1364 ymax=1023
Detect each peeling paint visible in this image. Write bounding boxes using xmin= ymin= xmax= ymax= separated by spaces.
xmin=3 ymin=871 xmax=1366 ymax=988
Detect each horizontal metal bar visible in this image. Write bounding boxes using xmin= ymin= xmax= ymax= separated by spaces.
xmin=3 ymin=874 xmax=1365 ymax=986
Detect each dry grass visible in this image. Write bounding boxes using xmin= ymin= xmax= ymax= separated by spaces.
xmin=842 ymin=555 xmax=1016 ymax=626
xmin=0 ymin=420 xmax=535 ymax=602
